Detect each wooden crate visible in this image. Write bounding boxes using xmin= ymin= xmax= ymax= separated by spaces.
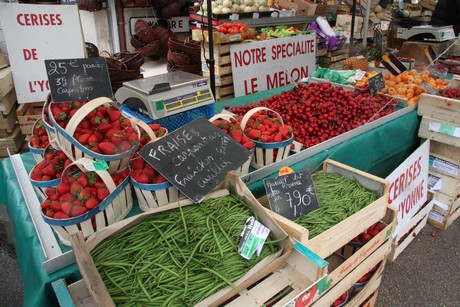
xmin=0 ymin=125 xmax=26 ymax=157
xmin=53 ymin=240 xmax=327 ymax=307
xmin=0 ymin=103 xmax=17 ymax=136
xmin=418 ymin=116 xmax=460 ymax=148
xmin=429 ymin=152 xmax=460 ymax=179
xmin=428 ymin=169 xmax=460 ymax=198
xmin=428 ymin=205 xmax=460 ymax=230
xmin=431 ymin=190 xmax=460 ymax=216
xmin=16 ymin=102 xmax=44 ymax=135
xmin=321 ymin=53 xmax=349 ymax=64
xmin=215 ymin=84 xmax=235 ymax=101
xmin=192 ymin=28 xmax=254 ymax=44
xmin=0 ymin=67 xmax=13 ymax=101
xmin=266 ymin=159 xmax=390 ymax=259
xmin=345 ymin=268 xmax=383 ymax=307
xmin=418 ymin=79 xmax=460 ymax=124
xmin=0 ymin=89 xmax=17 ymax=115
xmin=0 ymin=52 xmax=7 ymax=70
xmin=68 ymin=173 xmax=296 ymax=307
xmin=430 ymin=140 xmax=460 ymax=162
xmin=388 ymin=197 xmax=434 ymax=261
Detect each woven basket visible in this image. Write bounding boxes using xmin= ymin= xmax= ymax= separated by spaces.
xmin=49 ymin=97 xmax=140 ymax=173
xmin=131 ymin=35 xmax=145 ymax=49
xmin=168 ymin=37 xmax=201 ymax=58
xmin=167 ymin=50 xmax=193 ymax=65
xmin=108 ymin=66 xmax=141 ymax=82
xmin=135 ymin=19 xmax=157 ymax=43
xmin=136 ymin=40 xmax=161 ymax=57
xmin=41 ymin=157 xmax=133 ymax=246
xmin=113 ymin=51 xmax=144 ymax=70
xmin=241 ymin=107 xmax=293 ymax=169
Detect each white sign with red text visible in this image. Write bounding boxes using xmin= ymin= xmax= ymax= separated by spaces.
xmin=0 ymin=3 xmax=86 ymax=103
xmin=230 ymin=34 xmax=316 ymax=97
xmin=386 ymin=140 xmax=430 ymax=238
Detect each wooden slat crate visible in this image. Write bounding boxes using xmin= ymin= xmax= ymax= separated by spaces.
xmin=0 ymin=67 xmax=13 ymax=101
xmin=430 ymin=140 xmax=460 ymax=162
xmin=428 ymin=205 xmax=460 ymax=230
xmin=343 ymin=266 xmax=384 ymax=307
xmin=418 ymin=116 xmax=460 ymax=147
xmin=429 ymin=152 xmax=460 ymax=179
xmin=16 ymin=102 xmax=44 ymax=135
xmin=0 ymin=103 xmax=17 ymax=133
xmin=215 ymin=84 xmax=235 ymax=101
xmin=0 ymin=125 xmax=26 ymax=157
xmin=0 ymin=89 xmax=17 ymax=115
xmin=431 ymin=190 xmax=460 ymax=216
xmin=428 ymin=169 xmax=460 ymax=198
xmin=418 ymin=79 xmax=460 ymax=124
xmin=388 ymin=196 xmax=434 ymax=261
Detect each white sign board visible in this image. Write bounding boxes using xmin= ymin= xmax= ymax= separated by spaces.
xmin=386 ymin=140 xmax=430 ymax=238
xmin=129 ymin=17 xmax=190 ymax=34
xmin=230 ymin=34 xmax=316 ymax=97
xmin=0 ymin=3 xmax=86 ymax=103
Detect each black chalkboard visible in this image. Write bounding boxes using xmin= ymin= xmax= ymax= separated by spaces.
xmin=139 ymin=117 xmax=253 ymax=203
xmin=374 ymin=26 xmax=384 ymax=61
xmin=368 ymin=73 xmax=385 ymax=95
xmin=263 ymin=170 xmax=319 ymax=220
xmin=45 ymin=57 xmax=113 ymax=102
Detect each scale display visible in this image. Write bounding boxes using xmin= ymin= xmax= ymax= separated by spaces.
xmin=163 ymin=89 xmax=213 ymax=112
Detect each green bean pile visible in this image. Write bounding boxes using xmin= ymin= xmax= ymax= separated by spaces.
xmin=295 ymin=173 xmax=379 ymax=238
xmin=91 ymin=194 xmax=280 ymax=306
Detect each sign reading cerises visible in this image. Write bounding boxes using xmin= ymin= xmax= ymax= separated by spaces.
xmin=230 ymin=34 xmax=316 ymax=97
xmin=263 ymin=170 xmax=319 ymax=220
xmin=139 ymin=117 xmax=252 ymax=203
xmin=45 ymin=57 xmax=112 ymax=102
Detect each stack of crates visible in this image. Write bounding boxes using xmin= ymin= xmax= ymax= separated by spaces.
xmin=417 ymin=77 xmax=460 ymax=229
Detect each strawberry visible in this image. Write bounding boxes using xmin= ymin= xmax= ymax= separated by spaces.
xmin=120 ymin=118 xmax=132 ymax=129
xmin=50 ymin=200 xmax=61 ymax=212
xmin=76 ymin=173 xmax=88 ymax=187
xmin=131 ymin=169 xmax=143 ymax=180
xmin=78 ymin=133 xmax=91 ymax=145
xmin=243 ymin=141 xmax=255 ymax=150
xmin=45 ymin=187 xmax=57 ymax=197
xmin=142 ymin=167 xmax=156 ymax=178
xmin=135 ymin=173 xmax=149 ymax=184
xmin=99 ymin=142 xmax=116 ymax=155
xmin=260 ymin=135 xmax=272 ymax=143
xmin=111 ymin=173 xmax=121 ymax=183
xmin=56 ymin=182 xmax=71 ymax=195
xmin=59 ymin=192 xmax=76 ymax=202
xmin=79 ymin=187 xmax=93 ymax=201
xmin=85 ymin=198 xmax=99 ymax=210
xmin=273 ymin=133 xmax=283 ymax=143
xmin=247 ymin=129 xmax=261 ymax=140
xmin=42 ymin=163 xmax=57 ymax=177
xmin=53 ymin=211 xmax=69 ymax=219
xmin=97 ymin=188 xmax=110 ymax=201
xmin=107 ymin=108 xmax=122 ymax=122
xmin=229 ymin=129 xmax=243 ymax=143
xmin=70 ymin=182 xmax=83 ymax=195
xmin=118 ymin=140 xmax=132 ymax=152
xmin=97 ymin=123 xmax=112 ymax=133
xmin=40 ymin=199 xmax=52 ymax=210
xmin=61 ymin=202 xmax=88 ymax=217
xmin=279 ymin=126 xmax=292 ymax=137
xmin=148 ymin=123 xmax=161 ymax=131
xmin=131 ymin=158 xmax=145 ymax=170
xmin=88 ymin=134 xmax=99 ymax=146
xmin=152 ymin=174 xmax=168 ymax=184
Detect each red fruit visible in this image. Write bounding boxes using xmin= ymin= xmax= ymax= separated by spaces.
xmin=368 ymin=229 xmax=380 ymax=237
xmin=85 ymin=197 xmax=99 ymax=210
xmin=279 ymin=126 xmax=292 ymax=137
xmin=59 ymin=192 xmax=76 ymax=202
xmin=118 ymin=140 xmax=133 ymax=152
xmin=273 ymin=132 xmax=283 ymax=142
xmin=99 ymin=142 xmax=116 ymax=155
xmin=229 ymin=129 xmax=243 ymax=143
xmin=42 ymin=163 xmax=57 ymax=177
xmin=70 ymin=182 xmax=83 ymax=195
xmin=107 ymin=108 xmax=122 ymax=122
xmin=374 ymin=222 xmax=385 ymax=231
xmin=131 ymin=158 xmax=145 ymax=170
xmin=97 ymin=123 xmax=112 ymax=133
xmin=142 ymin=167 xmax=156 ymax=178
xmin=247 ymin=129 xmax=262 ymax=140
xmin=259 ymin=134 xmax=272 ymax=143
xmin=78 ymin=133 xmax=90 ymax=145
xmin=243 ymin=141 xmax=255 ymax=150
xmin=44 ymin=209 xmax=55 ymax=217
xmin=88 ymin=134 xmax=99 ymax=145
xmin=79 ymin=187 xmax=93 ymax=201
xmin=136 ymin=173 xmax=149 ymax=184
xmin=53 ymin=211 xmax=69 ymax=219
xmin=360 ymin=232 xmax=372 ymax=243
xmin=76 ymin=173 xmax=88 ymax=187
xmin=45 ymin=187 xmax=57 ymax=197
xmin=50 ymin=200 xmax=61 ymax=212
xmin=356 ymin=272 xmax=372 ymax=283
xmin=97 ymin=188 xmax=110 ymax=201
xmin=152 ymin=174 xmax=168 ymax=184
xmin=131 ymin=169 xmax=143 ymax=180
xmin=61 ymin=201 xmax=88 ymax=217
xmin=40 ymin=199 xmax=52 ymax=210
xmin=148 ymin=123 xmax=161 ymax=131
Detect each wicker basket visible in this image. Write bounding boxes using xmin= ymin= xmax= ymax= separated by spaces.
xmin=131 ymin=35 xmax=145 ymax=49
xmin=49 ymin=97 xmax=140 ymax=173
xmin=41 ymin=157 xmax=133 ymax=246
xmin=241 ymin=107 xmax=293 ymax=169
xmin=113 ymin=51 xmax=144 ymax=70
xmin=136 ymin=40 xmax=161 ymax=57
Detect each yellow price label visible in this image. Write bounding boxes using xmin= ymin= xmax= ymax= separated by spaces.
xmin=278 ymin=166 xmax=294 ymax=176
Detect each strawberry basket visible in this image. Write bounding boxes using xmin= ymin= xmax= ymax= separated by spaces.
xmin=28 ymin=118 xmax=50 ymax=163
xmin=209 ymin=113 xmax=254 ymax=176
xmin=40 ymin=157 xmax=133 ymax=246
xmin=130 ymin=117 xmax=168 ymax=158
xmin=42 ymin=92 xmax=57 ymax=143
xmin=48 ymin=97 xmax=140 ymax=173
xmin=29 ymin=146 xmax=75 ymax=200
xmin=240 ymin=107 xmax=293 ymax=169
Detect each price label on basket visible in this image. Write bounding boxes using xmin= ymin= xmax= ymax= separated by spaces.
xmin=368 ymin=73 xmax=385 ymax=95
xmin=139 ymin=117 xmax=253 ymax=203
xmin=263 ymin=170 xmax=319 ymax=220
xmin=45 ymin=57 xmax=113 ymax=103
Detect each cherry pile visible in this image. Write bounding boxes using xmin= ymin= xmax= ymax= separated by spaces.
xmin=440 ymin=88 xmax=460 ymax=99
xmin=231 ymin=82 xmax=397 ymax=148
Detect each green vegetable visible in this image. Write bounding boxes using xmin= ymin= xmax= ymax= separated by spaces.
xmin=295 ymin=173 xmax=379 ymax=238
xmin=90 ymin=194 xmax=282 ymax=306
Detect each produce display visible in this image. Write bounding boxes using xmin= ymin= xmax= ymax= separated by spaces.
xmin=198 ymin=0 xmax=270 ymax=15
xmin=49 ymin=101 xmax=139 ymax=155
xmin=211 ymin=116 xmax=255 ymax=150
xmin=40 ymin=168 xmax=130 ymax=219
xmin=243 ymin=110 xmax=293 ymax=144
xmin=440 ymin=87 xmax=460 ymax=99
xmin=30 ymin=149 xmax=73 ymax=182
xmin=231 ymin=82 xmax=397 ymax=148
xmin=216 ymin=22 xmax=248 ymax=35
xmin=351 ymin=221 xmax=386 ymax=245
xmin=131 ymin=158 xmax=168 ymax=185
xmin=294 ymin=173 xmax=379 ymax=238
xmin=354 ymin=264 xmax=379 ymax=285
xmin=29 ymin=119 xmax=50 ymax=150
xmin=90 ymin=194 xmax=281 ymax=306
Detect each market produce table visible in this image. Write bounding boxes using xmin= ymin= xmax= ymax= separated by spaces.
xmin=0 ymin=107 xmax=420 ymax=307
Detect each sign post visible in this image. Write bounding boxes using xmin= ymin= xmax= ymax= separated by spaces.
xmin=0 ymin=3 xmax=86 ymax=103
xmin=230 ymin=34 xmax=316 ymax=97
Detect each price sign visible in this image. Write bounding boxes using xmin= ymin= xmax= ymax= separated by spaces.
xmin=139 ymin=117 xmax=252 ymax=203
xmin=420 ymin=82 xmax=440 ymax=95
xmin=368 ymin=73 xmax=385 ymax=95
xmin=263 ymin=170 xmax=319 ymax=220
xmin=45 ymin=57 xmax=112 ymax=102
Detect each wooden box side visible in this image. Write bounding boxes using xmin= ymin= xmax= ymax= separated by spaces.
xmin=429 ymin=152 xmax=460 ymax=179
xmin=0 ymin=67 xmax=13 ymax=100
xmin=418 ymin=117 xmax=460 ymax=148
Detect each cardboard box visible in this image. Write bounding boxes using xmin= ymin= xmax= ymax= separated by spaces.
xmin=335 ymin=14 xmax=364 ymax=32
xmin=278 ymin=0 xmax=317 ymax=16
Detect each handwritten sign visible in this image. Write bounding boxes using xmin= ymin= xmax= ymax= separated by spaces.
xmin=368 ymin=73 xmax=385 ymax=95
xmin=139 ymin=117 xmax=252 ymax=203
xmin=0 ymin=3 xmax=86 ymax=103
xmin=263 ymin=170 xmax=319 ymax=220
xmin=45 ymin=57 xmax=112 ymax=102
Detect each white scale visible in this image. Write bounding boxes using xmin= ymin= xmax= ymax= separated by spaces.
xmin=115 ymin=70 xmax=214 ymax=121
xmin=396 ymin=25 xmax=456 ymax=42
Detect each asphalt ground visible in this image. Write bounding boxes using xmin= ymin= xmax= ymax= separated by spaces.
xmin=0 ymin=204 xmax=458 ymax=306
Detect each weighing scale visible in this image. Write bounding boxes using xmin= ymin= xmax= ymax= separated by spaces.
xmin=396 ymin=25 xmax=456 ymax=42
xmin=115 ymin=71 xmax=214 ymax=122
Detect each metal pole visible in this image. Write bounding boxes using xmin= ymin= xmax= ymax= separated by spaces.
xmin=349 ymin=0 xmax=357 ymax=55
xmin=206 ymin=0 xmax=216 ymax=99
xmin=362 ymin=0 xmax=372 ymax=48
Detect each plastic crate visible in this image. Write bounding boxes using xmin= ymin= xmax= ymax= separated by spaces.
xmin=309 ymin=22 xmax=347 ymax=52
xmin=152 ymin=104 xmax=215 ymax=132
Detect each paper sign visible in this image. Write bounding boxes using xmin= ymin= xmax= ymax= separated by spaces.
xmin=238 ymin=217 xmax=270 ymax=259
xmin=230 ymin=34 xmax=316 ymax=97
xmin=427 ymin=173 xmax=442 ymax=190
xmin=420 ymin=82 xmax=440 ymax=95
xmin=139 ymin=117 xmax=252 ymax=203
xmin=0 ymin=3 xmax=86 ymax=103
xmin=386 ymin=140 xmax=429 ymax=238
xmin=263 ymin=170 xmax=319 ymax=220
xmin=428 ymin=210 xmax=444 ymax=223
xmin=429 ymin=156 xmax=459 ymax=176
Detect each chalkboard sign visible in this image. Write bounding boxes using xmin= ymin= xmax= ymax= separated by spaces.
xmin=45 ymin=57 xmax=113 ymax=102
xmin=368 ymin=73 xmax=385 ymax=95
xmin=420 ymin=82 xmax=440 ymax=95
xmin=374 ymin=26 xmax=384 ymax=61
xmin=263 ymin=170 xmax=319 ymax=220
xmin=139 ymin=117 xmax=253 ymax=203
